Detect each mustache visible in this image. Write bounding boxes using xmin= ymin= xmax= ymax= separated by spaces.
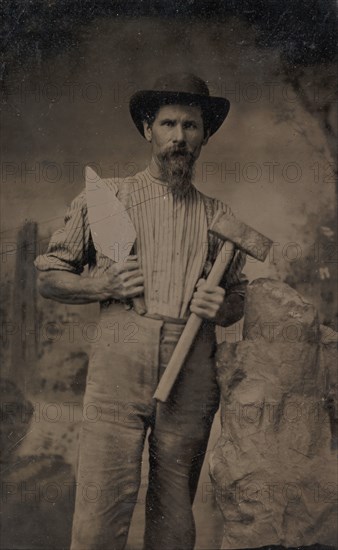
xmin=161 ymin=148 xmax=194 ymax=160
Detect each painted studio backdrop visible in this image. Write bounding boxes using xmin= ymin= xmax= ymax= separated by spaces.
xmin=1 ymin=2 xmax=337 ymax=549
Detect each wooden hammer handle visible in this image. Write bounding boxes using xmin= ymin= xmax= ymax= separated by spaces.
xmin=154 ymin=241 xmax=235 ymax=402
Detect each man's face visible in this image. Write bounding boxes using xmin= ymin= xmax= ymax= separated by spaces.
xmin=143 ymin=104 xmax=209 ymax=196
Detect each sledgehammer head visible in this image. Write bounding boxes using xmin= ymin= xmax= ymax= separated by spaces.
xmin=209 ymin=210 xmax=273 ymax=261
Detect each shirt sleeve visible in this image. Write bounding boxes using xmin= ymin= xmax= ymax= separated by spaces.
xmin=34 ymin=190 xmax=92 ymax=274
xmin=220 ymin=249 xmax=248 ymax=298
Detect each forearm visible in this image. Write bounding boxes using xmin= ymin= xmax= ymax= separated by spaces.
xmin=37 ymin=271 xmax=110 ymax=304
xmin=213 ymin=292 xmax=245 ymax=327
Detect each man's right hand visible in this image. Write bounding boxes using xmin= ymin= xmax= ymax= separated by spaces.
xmin=37 ymin=255 xmax=144 ymax=305
xmin=100 ymin=255 xmax=144 ymax=301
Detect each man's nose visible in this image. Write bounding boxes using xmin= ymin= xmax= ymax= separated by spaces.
xmin=172 ymin=124 xmax=186 ymax=144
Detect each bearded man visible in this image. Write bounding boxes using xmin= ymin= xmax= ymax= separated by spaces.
xmin=35 ymin=72 xmax=248 ymax=550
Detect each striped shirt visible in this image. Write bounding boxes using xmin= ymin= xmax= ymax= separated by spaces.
xmin=35 ymin=167 xmax=247 ymax=319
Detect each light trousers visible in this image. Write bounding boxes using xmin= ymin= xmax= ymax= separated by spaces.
xmin=70 ymin=305 xmax=220 ymax=550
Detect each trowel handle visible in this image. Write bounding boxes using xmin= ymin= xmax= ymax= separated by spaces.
xmin=154 ymin=241 xmax=235 ymax=402
xmin=133 ymin=296 xmax=147 ymax=315
xmin=131 ymin=239 xmax=147 ymax=315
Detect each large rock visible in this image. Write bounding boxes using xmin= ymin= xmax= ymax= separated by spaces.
xmin=210 ymin=278 xmax=337 ymax=549
xmin=243 ymin=278 xmax=320 ymax=343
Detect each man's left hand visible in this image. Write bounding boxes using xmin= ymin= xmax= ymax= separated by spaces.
xmin=190 ymin=278 xmax=225 ymax=321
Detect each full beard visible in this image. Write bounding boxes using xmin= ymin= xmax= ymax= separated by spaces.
xmin=157 ymin=149 xmax=196 ymax=198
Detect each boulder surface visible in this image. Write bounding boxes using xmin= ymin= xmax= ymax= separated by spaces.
xmin=210 ymin=278 xmax=337 ymax=549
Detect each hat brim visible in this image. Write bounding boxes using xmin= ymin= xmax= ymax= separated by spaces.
xmin=129 ymin=90 xmax=230 ymax=138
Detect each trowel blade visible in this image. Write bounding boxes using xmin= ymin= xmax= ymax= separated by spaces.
xmin=85 ymin=166 xmax=136 ymax=265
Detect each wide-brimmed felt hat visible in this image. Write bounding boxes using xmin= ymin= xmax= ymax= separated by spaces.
xmin=129 ymin=72 xmax=230 ymax=138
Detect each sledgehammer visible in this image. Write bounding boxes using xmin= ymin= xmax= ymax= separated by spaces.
xmin=153 ymin=209 xmax=273 ymax=402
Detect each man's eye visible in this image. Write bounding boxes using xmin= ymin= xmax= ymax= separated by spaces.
xmin=161 ymin=120 xmax=174 ymax=127
xmin=184 ymin=122 xmax=197 ymax=129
